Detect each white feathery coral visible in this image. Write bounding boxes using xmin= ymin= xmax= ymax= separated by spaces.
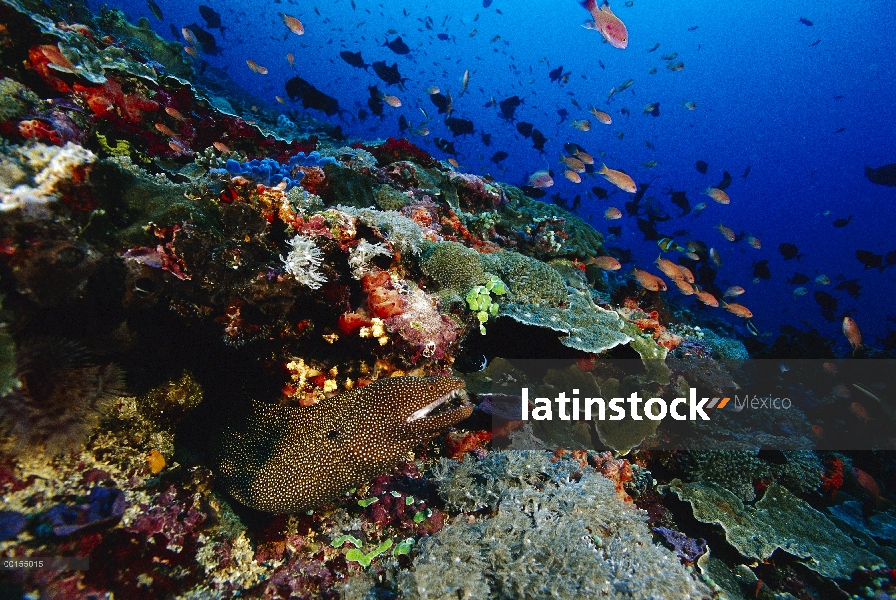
xmin=348 ymin=240 xmax=392 ymax=279
xmin=281 ymin=234 xmax=327 ymax=289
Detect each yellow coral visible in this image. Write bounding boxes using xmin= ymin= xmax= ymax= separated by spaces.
xmin=96 ymin=132 xmax=131 ymax=157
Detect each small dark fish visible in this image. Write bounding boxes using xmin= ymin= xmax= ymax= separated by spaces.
xmin=516 ymin=121 xmax=533 ymax=137
xmin=809 ymin=39 xmax=821 ymax=47
xmin=779 ymin=243 xmax=802 ymax=261
xmin=855 ymin=249 xmax=884 ymax=271
xmin=591 ymin=186 xmax=609 ymax=200
xmin=798 ymin=17 xmax=814 ymax=26
xmin=832 ymin=215 xmax=852 ymax=228
xmin=285 ymin=76 xmax=342 ymax=116
xmin=742 ymin=165 xmax=751 ymax=178
xmin=556 ymin=108 xmax=569 ymax=124
xmin=430 ymin=91 xmax=452 ymax=114
xmin=717 ymin=171 xmax=733 ymax=190
xmin=564 ymin=142 xmax=585 ymax=155
xmin=491 ymin=151 xmax=508 ymax=164
xmin=695 ymin=160 xmax=708 ymax=174
xmin=383 ymin=35 xmax=410 ymax=54
xmin=445 ymin=116 xmax=474 ymax=137
xmin=814 ymin=290 xmax=837 ymax=313
xmin=531 ymin=129 xmax=547 ymax=152
xmin=357 ymin=108 xmax=368 ymax=121
xmin=833 ymin=127 xmax=845 ymax=133
xmin=498 ymin=96 xmax=521 ymax=121
xmin=340 ymin=50 xmax=369 ymax=69
xmin=886 ymin=250 xmax=896 ymax=270
xmin=834 ymin=279 xmax=862 ymax=299
xmin=669 ymin=190 xmax=691 ymax=216
xmin=549 ymin=65 xmax=567 ymax=83
xmin=398 ymin=115 xmax=408 ymax=133
xmin=371 ymin=61 xmax=408 ymax=87
xmin=483 ymin=0 xmax=493 ymax=7
xmin=865 ymin=163 xmax=896 ymax=186
xmin=367 ymin=85 xmax=384 ymax=116
xmin=637 ymin=218 xmax=662 ymax=241
xmin=607 ymin=225 xmax=622 ymax=237
xmin=146 ymin=0 xmax=163 ymax=20
xmin=481 ymin=133 xmax=492 ymax=146
xmin=753 ymin=259 xmax=771 ymax=280
xmin=521 ymin=186 xmax=547 ymax=199
xmin=787 ymin=273 xmax=810 ymax=285
xmin=434 ymin=138 xmax=456 ymax=155
xmin=199 ymin=5 xmax=224 ymax=30
xmin=645 ymin=103 xmax=660 ymax=117
xmin=437 ymin=33 xmax=451 ymax=41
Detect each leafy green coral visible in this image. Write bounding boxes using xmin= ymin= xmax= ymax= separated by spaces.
xmin=666 ymin=479 xmax=882 ymax=579
xmin=679 ymin=450 xmax=821 ymax=502
xmin=374 ymin=184 xmax=410 ymax=211
xmin=404 ymin=451 xmax=712 ymax=599
xmin=465 ymin=275 xmax=506 ymax=334
xmin=99 ymin=11 xmax=193 ymax=79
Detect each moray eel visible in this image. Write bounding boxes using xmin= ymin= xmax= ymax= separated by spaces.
xmin=217 ymin=376 xmax=472 ymax=513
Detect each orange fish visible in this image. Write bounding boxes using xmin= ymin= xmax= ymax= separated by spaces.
xmin=672 ymin=278 xmax=695 ymax=295
xmin=709 ymin=248 xmax=722 ymax=268
xmin=852 ymin=467 xmax=880 ymax=500
xmin=604 ymin=206 xmax=622 ymax=219
xmin=716 ymin=224 xmax=736 ymax=242
xmin=571 ymin=119 xmax=591 ymax=131
xmin=560 ymin=155 xmax=586 ymax=172
xmin=590 ymin=107 xmax=612 ymax=124
xmin=822 ymin=361 xmax=837 ymax=375
xmin=851 ymin=402 xmax=871 ymax=426
xmin=564 ymin=170 xmax=583 ymax=184
xmin=695 ymin=290 xmax=719 ymax=307
xmin=842 ymin=316 xmax=862 ymax=352
xmin=723 ymin=286 xmax=745 ymax=298
xmin=632 ymin=268 xmax=667 ymax=292
xmin=183 ymin=45 xmax=197 ymax=58
xmin=598 ymin=163 xmax=637 ymax=193
xmin=246 ymin=60 xmax=268 ymax=75
xmin=282 ymin=14 xmax=305 ymax=35
xmin=447 ymin=158 xmax=459 ymax=168
xmin=705 ymin=187 xmax=730 ymax=204
xmin=168 ymin=139 xmax=189 ymax=154
xmin=832 ymin=384 xmax=851 ymax=399
xmin=574 ymin=150 xmax=594 ymax=164
xmin=382 ymin=94 xmax=402 ymax=108
xmin=182 ymin=27 xmax=197 ymax=45
xmin=580 ymin=0 xmax=628 ymax=49
xmin=275 ymin=95 xmax=286 ymax=104
xmin=165 ymin=106 xmax=186 ymax=121
xmin=155 ymin=122 xmax=177 ymax=136
xmin=585 ymin=255 xmax=622 ymax=270
xmin=213 ymin=141 xmax=231 ymax=153
xmin=811 ymin=424 xmax=824 ymax=439
xmin=724 ymin=302 xmax=753 ymax=318
xmin=654 ymin=256 xmax=683 ymax=280
xmin=747 ymin=236 xmax=761 ymax=249
xmin=286 ymin=52 xmax=295 ymax=67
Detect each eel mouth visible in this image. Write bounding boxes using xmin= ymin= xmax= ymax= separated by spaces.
xmin=407 ymin=388 xmax=471 ymax=424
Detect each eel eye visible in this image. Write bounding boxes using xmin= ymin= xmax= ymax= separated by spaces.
xmin=427 ymin=384 xmax=436 ymax=392
xmin=326 ymin=430 xmax=340 ymax=440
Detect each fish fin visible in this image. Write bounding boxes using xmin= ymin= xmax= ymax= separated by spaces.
xmin=581 ymin=0 xmax=597 ymax=10
xmin=582 ymin=20 xmax=597 ymax=30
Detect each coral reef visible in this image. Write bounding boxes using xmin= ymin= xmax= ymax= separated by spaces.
xmin=666 ymin=478 xmax=883 ymax=579
xmin=405 ymin=451 xmax=712 ymax=599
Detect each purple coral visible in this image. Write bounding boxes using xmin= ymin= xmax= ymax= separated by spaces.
xmin=652 ymin=526 xmax=707 ymax=563
xmin=42 ymin=487 xmax=126 ymax=537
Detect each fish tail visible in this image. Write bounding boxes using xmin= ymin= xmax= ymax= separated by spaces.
xmin=581 ymin=0 xmax=597 ymax=10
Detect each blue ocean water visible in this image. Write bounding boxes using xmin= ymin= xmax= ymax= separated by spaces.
xmin=105 ymin=0 xmax=896 ymax=353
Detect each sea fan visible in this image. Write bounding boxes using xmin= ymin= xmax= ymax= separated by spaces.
xmin=0 ymin=339 xmax=125 ymax=455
